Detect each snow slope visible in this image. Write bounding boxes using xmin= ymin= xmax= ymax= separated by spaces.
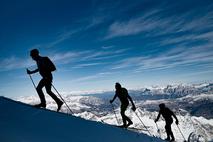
xmin=16 ymin=93 xmax=213 ymax=141
xmin=0 ymin=96 xmax=163 ymax=142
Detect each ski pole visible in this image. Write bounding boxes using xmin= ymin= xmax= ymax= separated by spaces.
xmin=176 ymin=124 xmax=187 ymax=142
xmin=134 ymin=111 xmax=155 ymax=142
xmin=155 ymin=122 xmax=161 ymax=137
xmin=27 ymin=69 xmax=37 ymax=90
xmin=110 ymin=103 xmax=119 ymax=125
xmin=51 ymin=84 xmax=73 ymax=114
xmin=134 ymin=111 xmax=152 ymax=136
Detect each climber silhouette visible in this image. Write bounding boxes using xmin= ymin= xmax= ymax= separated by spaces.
xmin=155 ymin=103 xmax=179 ymax=142
xmin=27 ymin=49 xmax=63 ymax=112
xmin=110 ymin=82 xmax=136 ymax=128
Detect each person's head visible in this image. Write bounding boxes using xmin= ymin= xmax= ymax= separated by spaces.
xmin=30 ymin=49 xmax=39 ymax=60
xmin=115 ymin=82 xmax=122 ymax=90
xmin=159 ymin=103 xmax=166 ymax=110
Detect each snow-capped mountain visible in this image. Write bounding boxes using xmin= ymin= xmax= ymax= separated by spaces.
xmin=16 ymin=83 xmax=213 ymax=141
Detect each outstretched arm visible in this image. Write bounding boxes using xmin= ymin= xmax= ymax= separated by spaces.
xmin=110 ymin=94 xmax=117 ymax=103
xmin=155 ymin=111 xmax=161 ymax=122
xmin=172 ymin=111 xmax=179 ymax=125
xmin=127 ymin=95 xmax=136 ymax=110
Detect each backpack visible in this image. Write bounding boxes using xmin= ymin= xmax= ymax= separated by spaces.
xmin=44 ymin=57 xmax=56 ymax=72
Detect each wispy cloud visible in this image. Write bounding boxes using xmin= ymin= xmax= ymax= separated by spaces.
xmin=104 ymin=5 xmax=213 ymax=39
xmin=181 ymin=70 xmax=213 ymax=77
xmin=84 ymin=15 xmax=106 ymax=29
xmin=0 ymin=57 xmax=33 ymax=72
xmin=160 ymin=31 xmax=213 ymax=46
xmin=111 ymin=56 xmax=148 ymax=70
xmin=72 ymin=71 xmax=115 ymax=82
xmin=79 ymin=48 xmax=130 ymax=61
xmin=177 ymin=10 xmax=213 ymax=32
xmin=111 ymin=44 xmax=213 ymax=73
xmin=30 ymin=15 xmax=107 ymax=50
xmin=104 ymin=17 xmax=154 ymax=39
xmin=46 ymin=30 xmax=79 ymax=48
xmin=0 ymin=51 xmax=85 ymax=72
xmin=103 ymin=3 xmax=213 ymax=76
xmin=101 ymin=45 xmax=115 ymax=50
xmin=0 ymin=47 xmax=130 ymax=72
xmin=28 ymin=29 xmax=80 ymax=50
xmin=104 ymin=8 xmax=167 ymax=39
xmin=72 ymin=62 xmax=106 ymax=69
xmin=50 ymin=51 xmax=84 ymax=64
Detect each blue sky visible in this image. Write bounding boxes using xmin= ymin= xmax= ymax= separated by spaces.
xmin=0 ymin=0 xmax=213 ymax=97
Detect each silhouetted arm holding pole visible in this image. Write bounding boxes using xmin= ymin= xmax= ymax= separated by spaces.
xmin=110 ymin=94 xmax=117 ymax=103
xmin=155 ymin=111 xmax=161 ymax=122
xmin=171 ymin=111 xmax=179 ymax=125
xmin=127 ymin=94 xmax=136 ymax=111
xmin=26 ymin=68 xmax=39 ymax=74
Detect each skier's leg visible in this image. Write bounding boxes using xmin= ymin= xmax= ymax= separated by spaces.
xmin=165 ymin=122 xmax=171 ymax=141
xmin=170 ymin=131 xmax=175 ymax=142
xmin=36 ymin=79 xmax=46 ymax=107
xmin=120 ymin=104 xmax=127 ymax=126
xmin=169 ymin=122 xmax=175 ymax=141
xmin=45 ymin=79 xmax=63 ymax=111
xmin=125 ymin=103 xmax=133 ymax=126
xmin=165 ymin=121 xmax=175 ymax=141
xmin=120 ymin=103 xmax=132 ymax=127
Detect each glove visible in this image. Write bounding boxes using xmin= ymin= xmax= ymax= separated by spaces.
xmin=131 ymin=106 xmax=136 ymax=111
xmin=176 ymin=120 xmax=179 ymax=125
xmin=109 ymin=100 xmax=113 ymax=104
xmin=26 ymin=69 xmax=31 ymax=74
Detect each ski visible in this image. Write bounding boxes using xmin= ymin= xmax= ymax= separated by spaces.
xmin=108 ymin=124 xmax=148 ymax=132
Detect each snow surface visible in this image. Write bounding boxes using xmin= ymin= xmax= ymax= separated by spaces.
xmin=0 ymin=96 xmax=163 ymax=142
xmin=15 ymin=94 xmax=213 ymax=141
xmin=9 ymin=83 xmax=213 ymax=141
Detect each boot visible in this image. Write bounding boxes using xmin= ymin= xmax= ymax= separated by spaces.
xmin=165 ymin=137 xmax=170 ymax=141
xmin=126 ymin=120 xmax=133 ymax=128
xmin=57 ymin=100 xmax=63 ymax=112
xmin=118 ymin=124 xmax=127 ymax=128
xmin=34 ymin=103 xmax=46 ymax=108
